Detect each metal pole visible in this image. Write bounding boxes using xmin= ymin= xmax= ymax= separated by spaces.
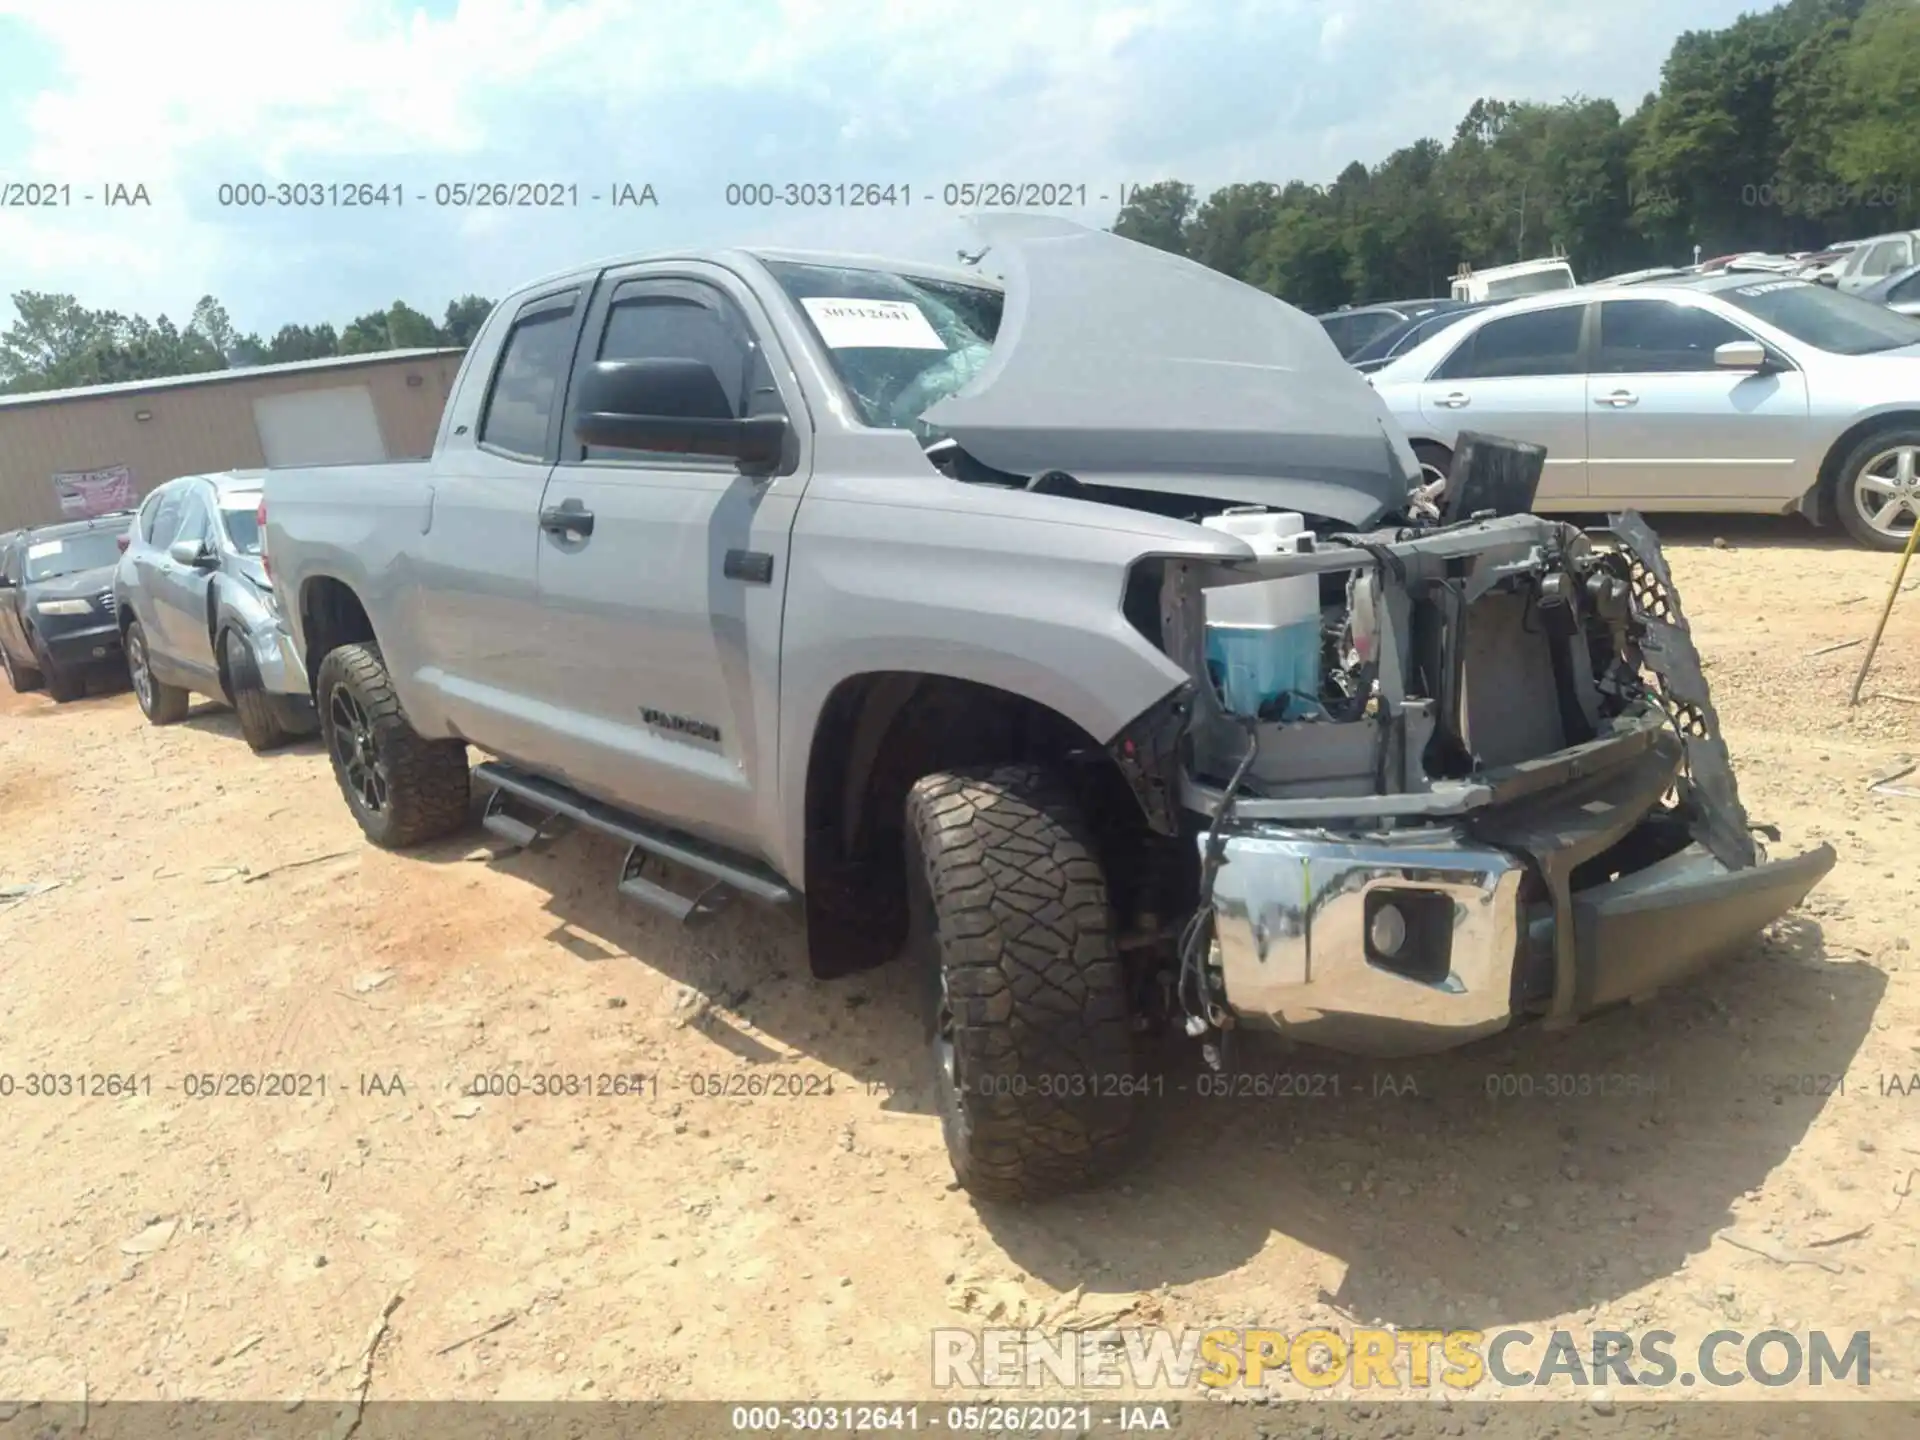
xmin=1849 ymin=518 xmax=1920 ymax=706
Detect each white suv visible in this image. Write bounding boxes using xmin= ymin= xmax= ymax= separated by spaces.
xmin=1833 ymin=230 xmax=1919 ymax=295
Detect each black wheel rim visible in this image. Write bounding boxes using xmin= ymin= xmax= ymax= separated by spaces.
xmin=329 ymin=685 xmax=389 ymax=814
xmin=906 ymin=841 xmax=967 ymax=1145
xmin=128 ymin=630 xmax=152 ymax=712
xmin=225 ymin=631 xmax=247 ymax=689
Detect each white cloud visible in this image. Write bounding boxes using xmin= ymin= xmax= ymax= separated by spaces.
xmin=0 ymin=0 xmax=1757 ymax=335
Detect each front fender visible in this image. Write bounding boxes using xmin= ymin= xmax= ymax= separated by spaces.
xmin=773 ymin=477 xmax=1242 ymax=879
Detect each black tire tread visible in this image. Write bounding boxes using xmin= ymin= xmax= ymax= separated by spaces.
xmin=907 ymin=763 xmax=1137 ymax=1202
xmin=37 ymin=641 xmax=84 ymax=704
xmin=2 ymin=642 xmax=40 ymax=692
xmin=226 ymin=630 xmax=294 ymax=753
xmin=129 ymin=621 xmax=191 ymax=725
xmin=316 ymin=641 xmax=469 ymax=848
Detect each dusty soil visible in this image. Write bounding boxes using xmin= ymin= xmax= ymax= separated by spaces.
xmin=2 ymin=516 xmax=1919 ymax=1429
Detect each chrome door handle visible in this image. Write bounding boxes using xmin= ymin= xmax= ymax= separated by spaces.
xmin=1434 ymin=391 xmax=1471 ymax=409
xmin=1596 ymin=389 xmax=1639 ymax=407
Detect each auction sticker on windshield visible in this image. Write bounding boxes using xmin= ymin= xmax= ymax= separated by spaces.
xmin=26 ymin=541 xmax=62 ymax=559
xmin=801 ymin=296 xmax=946 ymax=350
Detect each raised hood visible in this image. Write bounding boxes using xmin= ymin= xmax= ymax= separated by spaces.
xmin=919 ymin=213 xmax=1419 ymax=527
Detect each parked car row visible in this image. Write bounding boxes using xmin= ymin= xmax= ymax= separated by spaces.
xmin=1366 ymin=271 xmax=1920 ymax=549
xmin=1 ymin=471 xmax=316 ymax=747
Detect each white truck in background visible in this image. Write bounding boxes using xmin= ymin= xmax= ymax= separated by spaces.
xmin=1451 ymin=256 xmax=1578 ymax=302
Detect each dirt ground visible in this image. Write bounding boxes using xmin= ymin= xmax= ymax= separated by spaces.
xmin=2 ymin=516 xmax=1919 ymax=1428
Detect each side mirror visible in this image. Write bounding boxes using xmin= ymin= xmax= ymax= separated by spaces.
xmin=169 ymin=537 xmax=215 ymax=568
xmin=1815 ymin=273 xmax=1838 ymax=288
xmin=572 ymin=359 xmax=787 ymax=470
xmin=1714 ymin=340 xmax=1769 ymax=371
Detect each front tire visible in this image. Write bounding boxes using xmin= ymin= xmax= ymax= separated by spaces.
xmin=34 ymin=635 xmax=84 ymax=704
xmin=904 ymin=763 xmax=1138 ymax=1203
xmin=1 ymin=640 xmax=40 ymax=693
xmin=1833 ymin=427 xmax=1920 ymax=551
xmin=224 ymin=628 xmax=297 ymax=753
xmin=126 ymin=619 xmax=190 ymax=723
xmin=316 ymin=641 xmax=470 ymax=848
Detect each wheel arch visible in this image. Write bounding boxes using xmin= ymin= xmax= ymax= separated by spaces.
xmin=1803 ymin=408 xmax=1920 ymax=525
xmin=798 ymin=670 xmax=1181 ymax=982
xmin=297 ymin=573 xmax=378 ymax=694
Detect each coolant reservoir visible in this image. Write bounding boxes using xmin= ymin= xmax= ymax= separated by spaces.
xmin=1199 ymin=509 xmax=1321 ymax=719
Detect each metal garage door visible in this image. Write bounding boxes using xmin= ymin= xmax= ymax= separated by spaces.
xmin=251 ymin=385 xmax=390 ymax=467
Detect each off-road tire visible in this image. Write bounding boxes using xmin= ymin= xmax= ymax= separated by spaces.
xmin=904 ymin=763 xmax=1138 ymax=1202
xmin=1 ymin=639 xmax=40 ymax=692
xmin=1832 ymin=425 xmax=1920 ymax=552
xmin=224 ymin=628 xmax=297 ymax=753
xmin=316 ymin=641 xmax=470 ymax=849
xmin=35 ymin=636 xmax=84 ymax=704
xmin=127 ymin=619 xmax=190 ymax=724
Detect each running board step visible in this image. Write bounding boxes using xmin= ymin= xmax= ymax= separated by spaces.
xmin=481 ymin=787 xmax=574 ymax=851
xmin=472 ymin=761 xmax=795 ymax=923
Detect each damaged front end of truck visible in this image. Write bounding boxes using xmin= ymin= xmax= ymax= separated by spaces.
xmin=1128 ymin=507 xmax=1836 ymax=1058
xmin=924 ymin=213 xmax=1835 ymax=1059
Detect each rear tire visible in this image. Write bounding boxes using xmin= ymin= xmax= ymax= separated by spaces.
xmin=1 ymin=640 xmax=40 ymax=693
xmin=1832 ymin=426 xmax=1920 ymax=551
xmin=904 ymin=763 xmax=1139 ymax=1203
xmin=316 ymin=641 xmax=470 ymax=848
xmin=126 ymin=619 xmax=190 ymax=724
xmin=225 ymin=628 xmax=297 ymax=753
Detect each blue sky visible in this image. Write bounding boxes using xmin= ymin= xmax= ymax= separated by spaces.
xmin=0 ymin=0 xmax=1763 ymax=338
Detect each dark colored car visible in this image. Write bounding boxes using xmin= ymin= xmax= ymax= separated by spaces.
xmin=1315 ymin=298 xmax=1464 ymax=358
xmin=0 ymin=511 xmax=137 ymax=701
xmin=1347 ymin=299 xmax=1499 ymax=373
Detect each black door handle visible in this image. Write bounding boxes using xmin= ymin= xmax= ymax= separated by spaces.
xmin=540 ymin=502 xmax=594 ymax=538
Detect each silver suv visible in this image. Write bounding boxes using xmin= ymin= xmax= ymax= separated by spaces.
xmin=115 ymin=470 xmax=315 ymax=750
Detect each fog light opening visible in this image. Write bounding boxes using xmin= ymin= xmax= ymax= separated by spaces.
xmin=1363 ymin=888 xmax=1455 ymax=985
xmin=1370 ymin=903 xmax=1408 ymax=957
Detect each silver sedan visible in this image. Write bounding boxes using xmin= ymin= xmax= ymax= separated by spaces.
xmin=1369 ymin=274 xmax=1920 ymax=548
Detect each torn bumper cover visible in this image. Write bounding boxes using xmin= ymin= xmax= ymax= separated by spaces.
xmin=1202 ymin=725 xmax=1836 ymax=1057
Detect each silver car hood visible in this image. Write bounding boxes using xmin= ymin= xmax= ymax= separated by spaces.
xmin=919 ymin=213 xmax=1419 ymax=527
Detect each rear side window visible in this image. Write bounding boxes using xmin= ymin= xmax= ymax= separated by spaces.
xmin=479 ymin=292 xmax=580 ymax=460
xmin=1434 ymin=305 xmax=1585 ymax=380
xmin=1888 ymin=270 xmax=1920 ymax=304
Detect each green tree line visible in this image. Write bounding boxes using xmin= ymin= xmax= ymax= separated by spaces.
xmin=1112 ymin=0 xmax=1919 ymax=310
xmin=0 ymin=293 xmax=495 ymax=396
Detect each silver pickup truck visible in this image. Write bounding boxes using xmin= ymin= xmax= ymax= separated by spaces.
xmin=262 ymin=214 xmax=1835 ymax=1202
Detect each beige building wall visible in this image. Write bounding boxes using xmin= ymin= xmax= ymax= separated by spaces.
xmin=0 ymin=351 xmax=465 ymax=530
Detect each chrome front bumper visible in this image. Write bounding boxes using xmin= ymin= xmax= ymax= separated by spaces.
xmin=1204 ymin=822 xmax=1835 ymax=1057
xmin=1206 ymin=828 xmax=1527 ymax=1056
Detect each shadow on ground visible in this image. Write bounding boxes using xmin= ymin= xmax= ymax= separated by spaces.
xmin=410 ymin=807 xmax=1880 ymax=1328
xmin=179 ymin=701 xmax=323 ymax=756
